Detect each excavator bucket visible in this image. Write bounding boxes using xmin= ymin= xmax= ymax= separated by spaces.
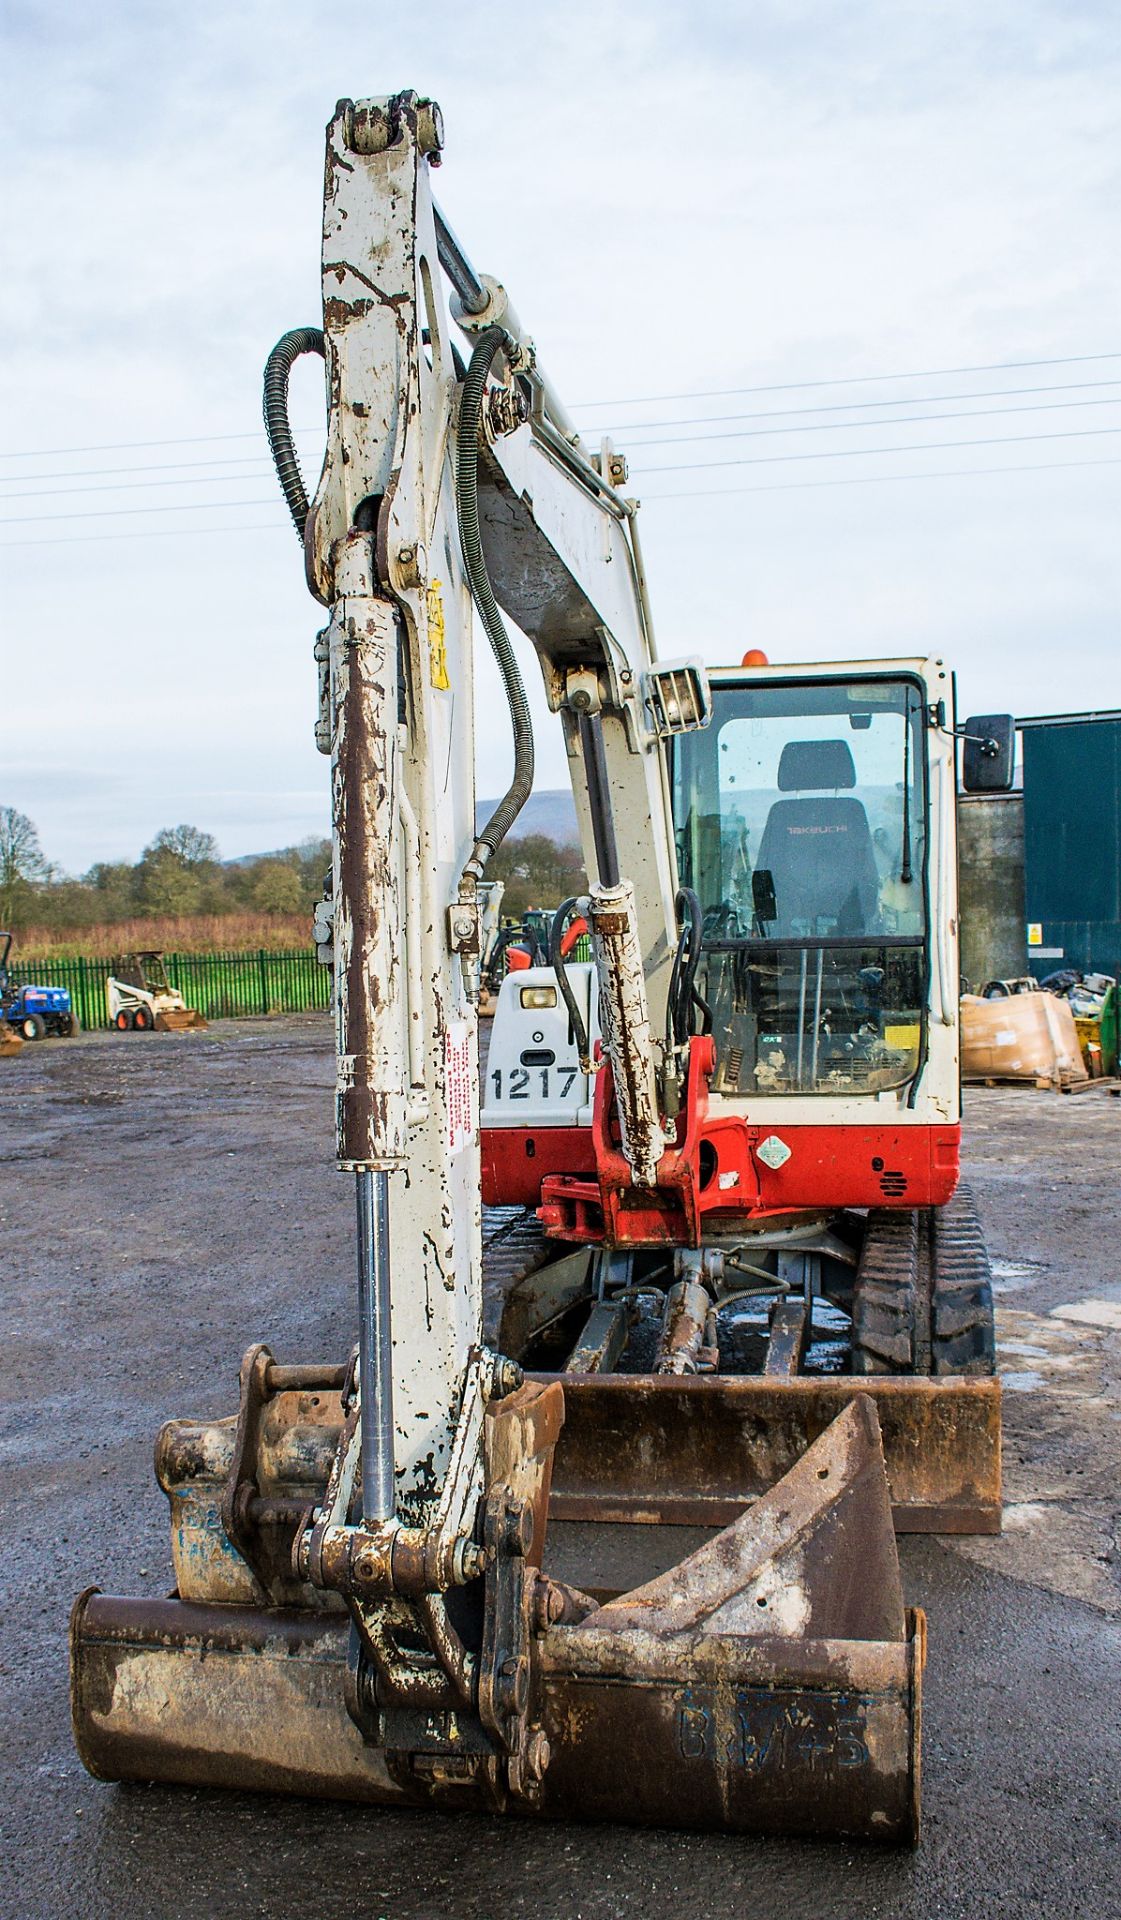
xmin=71 ymin=1383 xmax=920 ymax=1841
xmin=154 ymin=1008 xmax=208 ymax=1031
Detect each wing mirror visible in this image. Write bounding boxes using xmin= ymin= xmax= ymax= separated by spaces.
xmin=961 ymin=714 xmax=1015 ymax=792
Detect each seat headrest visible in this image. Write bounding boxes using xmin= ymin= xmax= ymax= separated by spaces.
xmin=777 ymin=738 xmax=857 ymax=791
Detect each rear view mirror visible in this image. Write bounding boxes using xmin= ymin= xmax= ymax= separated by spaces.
xmin=961 ymin=714 xmax=1015 ymax=792
xmin=752 ymin=868 xmax=777 ymax=924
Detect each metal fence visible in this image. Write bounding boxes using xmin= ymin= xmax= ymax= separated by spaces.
xmin=27 ymin=949 xmax=330 ymax=1030
xmin=27 ymin=929 xmax=591 ymax=1032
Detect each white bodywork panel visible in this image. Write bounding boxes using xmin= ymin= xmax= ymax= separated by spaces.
xmin=484 ymin=963 xmax=595 ymax=1127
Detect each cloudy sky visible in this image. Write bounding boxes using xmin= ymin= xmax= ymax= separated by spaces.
xmin=2 ymin=2 xmax=1119 ymax=874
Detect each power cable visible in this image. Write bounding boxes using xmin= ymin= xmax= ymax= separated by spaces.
xmin=597 ymin=377 xmax=1121 ymax=437
xmin=608 ymin=394 xmax=1121 ymax=455
xmin=7 ymin=386 xmax=1121 ymax=499
xmin=632 ymin=424 xmax=1121 ymax=476
xmin=0 ymin=470 xmax=278 ymax=502
xmin=2 ymin=453 xmax=1117 ymax=546
xmin=0 ymin=521 xmax=290 ymax=548
xmin=0 ymin=497 xmax=281 ymax=526
xmin=3 ymin=351 xmax=1119 ymax=460
xmin=0 ymin=453 xmax=277 ymax=485
xmin=638 ymin=454 xmax=1121 ymax=502
xmin=5 ymin=424 xmax=1120 ymax=524
xmin=571 ymin=349 xmax=1121 ymax=411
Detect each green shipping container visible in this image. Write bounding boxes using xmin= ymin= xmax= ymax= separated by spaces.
xmin=1021 ymin=713 xmax=1121 ymax=981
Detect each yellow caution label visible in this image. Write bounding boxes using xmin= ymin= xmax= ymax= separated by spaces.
xmin=427 ymin=580 xmax=450 ymax=690
xmin=884 ymin=1024 xmax=920 ymax=1051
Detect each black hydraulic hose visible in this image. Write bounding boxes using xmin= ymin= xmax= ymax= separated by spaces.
xmin=263 ymin=328 xmax=326 ymax=539
xmin=456 ymin=326 xmax=534 ymax=874
xmin=550 ymin=897 xmax=591 ymax=1068
xmin=666 ymin=888 xmax=703 ymax=1052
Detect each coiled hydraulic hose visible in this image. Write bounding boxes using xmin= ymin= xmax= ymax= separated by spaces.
xmin=263 ymin=328 xmax=325 ymax=539
xmin=456 ymin=326 xmax=534 ymax=876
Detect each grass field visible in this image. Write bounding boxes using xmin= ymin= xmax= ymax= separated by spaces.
xmin=16 ymin=911 xmax=311 ymax=961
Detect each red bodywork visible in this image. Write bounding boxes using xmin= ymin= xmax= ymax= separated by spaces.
xmin=481 ymin=1036 xmax=959 ymax=1248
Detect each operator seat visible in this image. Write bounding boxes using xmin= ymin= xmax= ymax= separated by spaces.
xmin=755 ymin=739 xmax=880 ymax=936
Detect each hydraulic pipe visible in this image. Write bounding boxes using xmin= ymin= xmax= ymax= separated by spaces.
xmin=433 ymin=204 xmax=489 ymax=315
xmin=356 ymin=1168 xmax=396 ymax=1523
xmin=577 ymin=709 xmax=620 ymax=890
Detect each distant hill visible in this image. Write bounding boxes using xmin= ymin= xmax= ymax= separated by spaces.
xmin=476 ymin=789 xmax=578 ymax=844
xmin=226 ymin=792 xmax=579 ymax=869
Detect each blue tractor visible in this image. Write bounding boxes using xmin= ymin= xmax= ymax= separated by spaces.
xmin=0 ymin=931 xmax=78 ymax=1040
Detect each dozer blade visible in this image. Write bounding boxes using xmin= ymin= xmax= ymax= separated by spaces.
xmin=71 ymin=1396 xmax=920 ymax=1841
xmin=541 ymin=1371 xmax=1002 ymax=1535
xmin=155 ymin=1008 xmax=207 ymax=1031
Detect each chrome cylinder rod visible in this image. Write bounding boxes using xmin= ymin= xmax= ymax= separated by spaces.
xmin=433 ymin=204 xmax=489 ymax=315
xmin=356 ymin=1168 xmax=396 ymax=1522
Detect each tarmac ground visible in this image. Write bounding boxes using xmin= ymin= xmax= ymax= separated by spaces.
xmin=1 ymin=1015 xmax=1118 ymax=1920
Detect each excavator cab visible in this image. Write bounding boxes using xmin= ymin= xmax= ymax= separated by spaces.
xmin=676 ymin=673 xmax=925 ymax=1094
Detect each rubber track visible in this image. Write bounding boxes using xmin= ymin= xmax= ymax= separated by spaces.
xmin=851 ymin=1209 xmax=922 ymax=1373
xmin=852 ymin=1183 xmax=995 ymax=1376
xmin=930 ymin=1180 xmax=996 ymax=1375
xmin=481 ymin=1206 xmax=552 ymax=1347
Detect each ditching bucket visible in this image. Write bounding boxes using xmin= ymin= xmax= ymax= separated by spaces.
xmin=71 ymin=1391 xmax=921 ymax=1841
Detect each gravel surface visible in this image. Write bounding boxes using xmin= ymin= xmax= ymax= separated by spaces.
xmin=1 ymin=1018 xmax=1118 ymax=1920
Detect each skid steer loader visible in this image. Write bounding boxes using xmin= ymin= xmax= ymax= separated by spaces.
xmin=106 ymin=952 xmax=207 ymax=1031
xmin=71 ymin=90 xmax=1000 ymax=1842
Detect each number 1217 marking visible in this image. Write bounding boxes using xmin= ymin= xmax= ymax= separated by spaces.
xmin=491 ymin=1066 xmax=578 ymax=1101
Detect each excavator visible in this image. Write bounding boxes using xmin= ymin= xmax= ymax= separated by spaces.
xmin=71 ymin=90 xmax=1010 ymax=1842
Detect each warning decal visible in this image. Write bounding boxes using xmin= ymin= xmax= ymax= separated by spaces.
xmin=445 ymin=1019 xmax=474 ymax=1155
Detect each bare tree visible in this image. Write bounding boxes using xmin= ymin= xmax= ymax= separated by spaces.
xmin=0 ymin=807 xmax=48 ymax=926
xmin=145 ymin=824 xmax=220 ymax=866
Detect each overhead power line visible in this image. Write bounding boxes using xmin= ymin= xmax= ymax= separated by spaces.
xmin=3 ymin=453 xmax=1117 ymax=547
xmin=0 ymin=497 xmax=282 ymax=526
xmin=0 ymin=424 xmax=323 ymax=461
xmin=3 ymin=350 xmax=1120 ymax=460
xmin=0 ymin=469 xmax=278 ymax=502
xmin=0 ymin=521 xmax=291 ymax=549
xmin=572 ymin=350 xmax=1121 ymax=411
xmin=632 ymin=424 xmax=1121 ymax=476
xmin=0 ymin=452 xmax=277 ymax=485
xmin=639 ymin=455 xmax=1121 ymax=502
xmin=600 ymin=376 xmax=1121 ymax=437
xmin=613 ymin=394 xmax=1121 ymax=455
xmin=6 ymin=386 xmax=1121 ymax=500
xmin=4 ymin=425 xmax=1121 ymax=528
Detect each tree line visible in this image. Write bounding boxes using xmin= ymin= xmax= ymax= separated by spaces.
xmin=1 ymin=806 xmax=587 ymax=944
xmin=0 ymin=807 xmax=330 ymax=937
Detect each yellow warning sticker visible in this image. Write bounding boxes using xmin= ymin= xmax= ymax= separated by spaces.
xmin=427 ymin=580 xmax=450 ymax=690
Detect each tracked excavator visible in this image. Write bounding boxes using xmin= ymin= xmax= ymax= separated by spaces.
xmin=71 ymin=90 xmax=1008 ymax=1841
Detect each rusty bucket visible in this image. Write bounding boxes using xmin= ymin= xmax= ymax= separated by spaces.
xmin=72 ymin=1387 xmax=921 ymax=1842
